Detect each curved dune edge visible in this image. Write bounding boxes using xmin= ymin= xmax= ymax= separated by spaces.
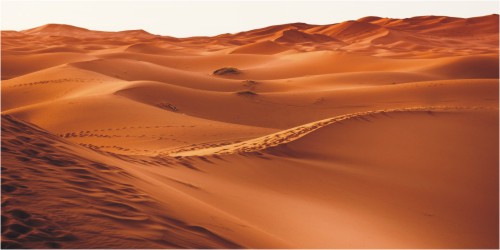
xmin=166 ymin=105 xmax=492 ymax=157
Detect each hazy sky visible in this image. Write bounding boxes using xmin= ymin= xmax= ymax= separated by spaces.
xmin=1 ymin=0 xmax=498 ymax=37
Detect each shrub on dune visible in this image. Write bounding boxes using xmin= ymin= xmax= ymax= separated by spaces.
xmin=213 ymin=67 xmax=240 ymax=75
xmin=236 ymin=90 xmax=258 ymax=96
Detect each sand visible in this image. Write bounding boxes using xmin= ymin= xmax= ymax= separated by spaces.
xmin=1 ymin=14 xmax=499 ymax=248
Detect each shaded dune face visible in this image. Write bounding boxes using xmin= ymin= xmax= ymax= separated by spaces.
xmin=1 ymin=115 xmax=242 ymax=249
xmin=1 ymin=14 xmax=499 ymax=248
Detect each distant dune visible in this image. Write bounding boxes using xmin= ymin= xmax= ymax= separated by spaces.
xmin=1 ymin=14 xmax=499 ymax=248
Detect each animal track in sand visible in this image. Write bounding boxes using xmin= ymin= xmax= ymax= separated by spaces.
xmin=5 ymin=78 xmax=103 ymax=88
xmin=58 ymin=125 xmax=196 ymax=138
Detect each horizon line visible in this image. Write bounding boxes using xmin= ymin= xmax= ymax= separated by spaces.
xmin=3 ymin=13 xmax=498 ymax=39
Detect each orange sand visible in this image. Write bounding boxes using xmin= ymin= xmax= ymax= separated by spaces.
xmin=1 ymin=14 xmax=499 ymax=248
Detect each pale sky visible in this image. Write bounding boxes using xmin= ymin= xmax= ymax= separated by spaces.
xmin=1 ymin=0 xmax=498 ymax=37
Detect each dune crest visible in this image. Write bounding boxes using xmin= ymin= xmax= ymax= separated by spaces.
xmin=166 ymin=106 xmax=490 ymax=157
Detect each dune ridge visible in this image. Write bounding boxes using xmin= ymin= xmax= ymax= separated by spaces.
xmin=166 ymin=105 xmax=490 ymax=157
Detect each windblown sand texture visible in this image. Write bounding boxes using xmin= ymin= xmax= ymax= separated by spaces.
xmin=1 ymin=14 xmax=499 ymax=248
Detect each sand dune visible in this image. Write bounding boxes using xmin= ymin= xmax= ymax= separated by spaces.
xmin=22 ymin=24 xmax=158 ymax=40
xmin=1 ymin=115 xmax=281 ymax=248
xmin=274 ymin=29 xmax=339 ymax=44
xmin=307 ymin=20 xmax=387 ymax=43
xmin=419 ymin=54 xmax=499 ymax=78
xmin=1 ymin=53 xmax=97 ymax=79
xmin=159 ymin=109 xmax=497 ymax=248
xmin=123 ymin=43 xmax=192 ymax=56
xmin=1 ymin=14 xmax=499 ymax=248
xmin=166 ymin=106 xmax=489 ymax=156
xmin=230 ymin=40 xmax=289 ymax=55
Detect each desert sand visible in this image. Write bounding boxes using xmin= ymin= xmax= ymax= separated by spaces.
xmin=1 ymin=14 xmax=499 ymax=248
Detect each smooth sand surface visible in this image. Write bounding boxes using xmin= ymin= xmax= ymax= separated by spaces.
xmin=1 ymin=14 xmax=499 ymax=248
